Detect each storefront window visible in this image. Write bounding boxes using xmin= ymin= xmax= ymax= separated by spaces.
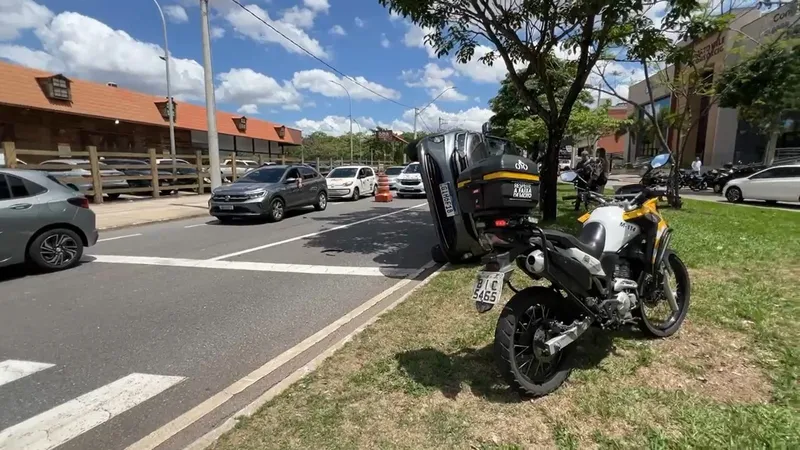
xmin=636 ymin=96 xmax=671 ymax=158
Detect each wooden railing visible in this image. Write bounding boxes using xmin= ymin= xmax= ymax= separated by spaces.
xmin=2 ymin=142 xmax=400 ymax=204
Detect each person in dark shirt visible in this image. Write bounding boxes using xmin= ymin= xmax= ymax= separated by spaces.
xmin=573 ymin=150 xmax=591 ymax=210
xmin=593 ymin=147 xmax=610 ymax=194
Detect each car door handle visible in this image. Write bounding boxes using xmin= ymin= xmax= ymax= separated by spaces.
xmin=9 ymin=203 xmax=32 ymax=210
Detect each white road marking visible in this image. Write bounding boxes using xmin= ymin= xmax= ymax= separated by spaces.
xmin=125 ymin=260 xmax=437 ymax=450
xmin=184 ymin=263 xmax=448 ymax=450
xmin=0 ymin=373 xmax=185 ymax=450
xmin=90 ymin=254 xmax=418 ymax=277
xmin=97 ymin=233 xmax=142 ymax=243
xmin=0 ymin=360 xmax=55 ymax=388
xmin=207 ymin=203 xmax=427 ymax=261
xmin=183 ymin=223 xmax=207 ymax=229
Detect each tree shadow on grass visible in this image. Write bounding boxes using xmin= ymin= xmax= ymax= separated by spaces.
xmin=395 ymin=327 xmax=644 ymax=403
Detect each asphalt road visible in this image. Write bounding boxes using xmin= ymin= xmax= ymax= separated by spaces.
xmin=0 ymin=196 xmax=438 ymax=450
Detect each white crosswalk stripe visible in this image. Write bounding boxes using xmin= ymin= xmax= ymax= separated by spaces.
xmin=0 ymin=372 xmax=185 ymax=450
xmin=0 ymin=360 xmax=54 ymax=388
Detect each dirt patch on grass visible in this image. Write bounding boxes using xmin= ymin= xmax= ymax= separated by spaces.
xmin=634 ymin=323 xmax=771 ymax=404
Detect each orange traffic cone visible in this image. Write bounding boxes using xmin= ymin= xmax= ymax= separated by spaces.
xmin=374 ymin=170 xmax=393 ymax=202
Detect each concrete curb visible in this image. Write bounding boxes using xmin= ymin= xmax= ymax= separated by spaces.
xmin=98 ymin=210 xmax=210 ymax=231
xmin=183 ymin=263 xmax=450 ymax=450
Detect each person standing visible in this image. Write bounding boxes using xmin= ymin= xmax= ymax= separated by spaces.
xmin=593 ymin=147 xmax=610 ymax=194
xmin=573 ymin=151 xmax=591 ymax=210
xmin=691 ymin=156 xmax=702 ymax=175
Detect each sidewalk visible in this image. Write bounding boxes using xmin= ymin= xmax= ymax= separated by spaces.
xmin=92 ymin=194 xmax=211 ymax=230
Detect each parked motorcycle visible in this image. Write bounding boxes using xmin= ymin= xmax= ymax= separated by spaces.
xmin=460 ymin=153 xmax=690 ymax=397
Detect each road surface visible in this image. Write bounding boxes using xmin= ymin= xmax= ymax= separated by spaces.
xmin=0 ymin=197 xmax=438 ymax=450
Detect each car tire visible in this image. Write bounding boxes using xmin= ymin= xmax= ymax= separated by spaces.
xmin=371 ymin=183 xmax=377 ymax=196
xmin=314 ymin=191 xmax=328 ymax=211
xmin=28 ymin=228 xmax=84 ymax=272
xmin=725 ymin=186 xmax=743 ymax=203
xmin=106 ymin=193 xmax=121 ymax=200
xmin=351 ymin=187 xmax=360 ymax=201
xmin=396 ymin=193 xmax=405 ymax=199
xmin=268 ymin=197 xmax=286 ymax=222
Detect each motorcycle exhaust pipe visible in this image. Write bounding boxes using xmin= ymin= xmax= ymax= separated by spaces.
xmin=525 ymin=249 xmax=546 ymax=274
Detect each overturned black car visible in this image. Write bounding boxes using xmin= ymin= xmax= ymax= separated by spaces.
xmin=405 ymin=129 xmax=540 ymax=264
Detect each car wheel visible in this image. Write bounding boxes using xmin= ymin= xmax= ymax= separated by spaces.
xmin=106 ymin=193 xmax=121 ymax=200
xmin=713 ymin=183 xmax=723 ymax=194
xmin=725 ymin=186 xmax=743 ymax=203
xmin=28 ymin=228 xmax=84 ymax=272
xmin=268 ymin=198 xmax=285 ymax=222
xmin=397 ymin=193 xmax=405 ymax=199
xmin=314 ymin=191 xmax=328 ymax=211
xmin=351 ymin=187 xmax=360 ymax=201
xmin=371 ymin=183 xmax=377 ymax=196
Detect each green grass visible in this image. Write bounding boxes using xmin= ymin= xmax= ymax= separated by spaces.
xmin=212 ymin=188 xmax=800 ymax=450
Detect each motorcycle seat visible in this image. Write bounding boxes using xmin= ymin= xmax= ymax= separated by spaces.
xmin=544 ymin=223 xmax=606 ymax=260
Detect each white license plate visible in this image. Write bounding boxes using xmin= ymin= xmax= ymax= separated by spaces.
xmin=512 ymin=182 xmax=533 ymax=199
xmin=439 ymin=182 xmax=456 ymax=217
xmin=471 ymin=271 xmax=505 ymax=304
xmin=218 ymin=205 xmax=234 ymax=210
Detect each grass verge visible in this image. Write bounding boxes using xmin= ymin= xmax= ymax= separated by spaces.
xmin=213 ymin=190 xmax=800 ymax=449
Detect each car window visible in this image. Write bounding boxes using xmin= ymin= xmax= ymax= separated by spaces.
xmin=403 ymin=164 xmax=421 ymax=174
xmin=7 ymin=174 xmax=32 ymax=198
xmin=300 ymin=167 xmax=317 ymax=180
xmin=365 ymin=168 xmax=374 ymax=177
xmin=286 ymin=168 xmax=301 ymax=180
xmin=23 ymin=178 xmax=47 ymax=196
xmin=0 ymin=175 xmax=10 ymax=199
xmin=751 ymin=168 xmax=778 ymax=179
xmin=385 ymin=167 xmax=404 ymax=175
xmin=328 ymin=168 xmax=358 ymax=178
xmin=236 ymin=167 xmax=285 ymax=184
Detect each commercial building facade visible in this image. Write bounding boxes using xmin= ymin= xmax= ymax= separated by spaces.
xmin=625 ymin=4 xmax=799 ymax=167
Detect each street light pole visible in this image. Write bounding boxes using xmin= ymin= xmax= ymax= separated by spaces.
xmin=152 ymin=0 xmax=177 ymax=176
xmin=200 ymin=0 xmax=221 ymax=189
xmin=329 ymin=80 xmax=353 ymax=163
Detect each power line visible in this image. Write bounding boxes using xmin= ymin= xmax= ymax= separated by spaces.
xmin=228 ymin=0 xmax=412 ymax=108
xmin=418 ymin=115 xmax=433 ymax=133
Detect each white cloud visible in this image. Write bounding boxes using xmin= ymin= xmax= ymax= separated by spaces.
xmin=291 ymin=69 xmax=401 ymax=101
xmin=222 ymin=3 xmax=328 ymax=59
xmin=216 ymin=68 xmax=303 ymax=109
xmin=354 ymin=17 xmax=365 ymax=28
xmin=401 ymin=63 xmax=467 ymax=101
xmin=589 ymin=61 xmax=646 ymax=102
xmin=237 ymin=103 xmax=259 ymax=114
xmin=389 ymin=11 xmax=403 ymax=22
xmin=402 ymin=23 xmax=437 ymax=58
xmin=329 ymin=24 xmax=346 ymax=36
xmin=380 ymin=33 xmax=390 ymax=48
xmin=296 ymin=104 xmax=494 ymax=136
xmin=280 ymin=6 xmax=315 ymax=29
xmin=295 ymin=115 xmax=378 ymax=136
xmin=0 ymin=0 xmax=53 ymax=41
xmin=211 ymin=26 xmax=226 ymax=39
xmin=5 ymin=11 xmax=206 ymax=100
xmin=163 ymin=5 xmax=189 ymax=24
xmin=304 ymin=0 xmax=330 ymax=12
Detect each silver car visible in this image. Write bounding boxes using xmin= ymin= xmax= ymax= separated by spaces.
xmin=0 ymin=169 xmax=98 ymax=271
xmin=40 ymin=159 xmax=129 ymax=199
xmin=385 ymin=165 xmax=405 ymax=190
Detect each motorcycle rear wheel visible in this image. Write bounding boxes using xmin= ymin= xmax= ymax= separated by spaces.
xmin=495 ymin=287 xmax=575 ymax=397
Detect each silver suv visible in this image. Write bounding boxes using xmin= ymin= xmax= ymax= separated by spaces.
xmin=209 ymin=165 xmax=328 ymax=222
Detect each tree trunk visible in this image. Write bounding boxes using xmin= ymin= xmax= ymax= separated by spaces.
xmin=540 ymin=127 xmax=564 ymax=221
xmin=764 ymin=130 xmax=779 ymax=165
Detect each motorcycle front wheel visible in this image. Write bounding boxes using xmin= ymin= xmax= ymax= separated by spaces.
xmin=495 ymin=287 xmax=575 ymax=397
xmin=638 ymin=251 xmax=691 ymax=338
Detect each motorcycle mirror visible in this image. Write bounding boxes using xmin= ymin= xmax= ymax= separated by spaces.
xmin=650 ymin=153 xmax=670 ymax=169
xmin=560 ymin=171 xmax=578 ymax=182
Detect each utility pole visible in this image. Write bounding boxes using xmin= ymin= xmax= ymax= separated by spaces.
xmin=152 ymin=0 xmax=177 ymax=180
xmin=200 ymin=0 xmax=221 ymax=189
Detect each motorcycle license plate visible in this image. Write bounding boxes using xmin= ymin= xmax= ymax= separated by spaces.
xmin=472 ymin=271 xmax=505 ymax=304
xmin=439 ymin=182 xmax=456 ymax=217
xmin=512 ymin=182 xmax=533 ymax=199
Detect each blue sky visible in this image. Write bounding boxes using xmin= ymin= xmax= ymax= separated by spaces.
xmin=0 ymin=0 xmax=515 ymax=135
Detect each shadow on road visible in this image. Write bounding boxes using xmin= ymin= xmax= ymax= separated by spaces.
xmin=0 ymin=256 xmax=96 ymax=283
xmin=302 ymin=205 xmax=438 ymax=277
xmin=394 ymin=327 xmax=643 ymax=402
xmin=207 ymin=207 xmax=314 ymax=226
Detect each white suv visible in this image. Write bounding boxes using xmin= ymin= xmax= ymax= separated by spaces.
xmin=326 ymin=166 xmax=377 ymax=200
xmin=396 ymin=162 xmax=425 ymax=198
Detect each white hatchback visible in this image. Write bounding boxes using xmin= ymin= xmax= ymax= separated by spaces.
xmin=723 ymin=164 xmax=800 ymax=204
xmin=326 ymin=166 xmax=377 ymax=200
